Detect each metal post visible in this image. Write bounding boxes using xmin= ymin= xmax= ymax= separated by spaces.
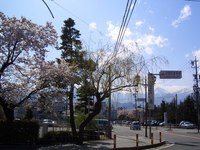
xmin=144 ymin=77 xmax=148 ymax=137
xmin=136 ymin=134 xmax=139 ymax=147
xmin=151 ymin=133 xmax=153 ymax=145
xmin=159 ymin=132 xmax=162 ymax=143
xmin=149 ymin=109 xmax=152 ymax=138
xmin=175 ymin=94 xmax=178 ymax=125
xmin=195 ymin=57 xmax=200 ymax=133
xmin=108 ymin=65 xmax=112 ymax=138
xmin=113 ymin=134 xmax=116 ymax=149
xmin=134 ymin=88 xmax=138 ymax=120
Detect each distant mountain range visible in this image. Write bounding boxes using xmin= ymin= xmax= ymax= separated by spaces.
xmin=112 ymin=87 xmax=193 ymax=110
xmin=154 ymin=87 xmax=192 ymax=104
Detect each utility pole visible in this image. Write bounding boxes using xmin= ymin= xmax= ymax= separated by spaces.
xmin=175 ymin=94 xmax=178 ymax=125
xmin=191 ymin=56 xmax=200 ymax=133
xmin=144 ymin=77 xmax=148 ymax=137
xmin=108 ymin=65 xmax=112 ymax=138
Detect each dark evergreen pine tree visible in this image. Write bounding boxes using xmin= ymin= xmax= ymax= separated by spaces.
xmin=59 ymin=18 xmax=97 ymax=144
xmin=59 ymin=18 xmax=84 ymax=137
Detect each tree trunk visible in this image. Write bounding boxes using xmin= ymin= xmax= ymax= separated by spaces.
xmin=2 ymin=106 xmax=14 ymax=121
xmin=77 ymin=97 xmax=102 ymax=145
xmin=0 ymin=99 xmax=15 ymax=121
xmin=69 ymin=84 xmax=77 ymax=137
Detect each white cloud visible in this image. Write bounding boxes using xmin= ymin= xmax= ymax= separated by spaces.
xmin=148 ymin=26 xmax=155 ymax=32
xmin=89 ymin=22 xmax=97 ymax=30
xmin=107 ymin=21 xmax=120 ymax=41
xmin=136 ymin=34 xmax=168 ymax=54
xmin=106 ymin=22 xmax=168 ymax=55
xmin=135 ymin=20 xmax=144 ymax=27
xmin=106 ymin=21 xmax=132 ymax=41
xmin=171 ymin=5 xmax=191 ymax=28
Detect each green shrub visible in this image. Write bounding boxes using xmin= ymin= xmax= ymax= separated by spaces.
xmin=0 ymin=120 xmax=39 ymax=144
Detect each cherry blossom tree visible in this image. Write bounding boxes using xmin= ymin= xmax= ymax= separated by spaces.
xmin=36 ymin=59 xmax=73 ymax=114
xmin=0 ymin=11 xmax=60 ymax=121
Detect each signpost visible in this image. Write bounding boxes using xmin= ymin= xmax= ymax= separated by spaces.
xmin=146 ymin=70 xmax=182 ymax=139
xmin=147 ymin=70 xmax=182 ymax=110
xmin=148 ymin=73 xmax=156 ymax=110
xmin=159 ymin=70 xmax=182 ymax=79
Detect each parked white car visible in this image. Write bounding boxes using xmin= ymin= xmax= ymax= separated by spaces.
xmin=43 ymin=119 xmax=56 ymax=125
xmin=180 ymin=121 xmax=194 ymax=129
xmin=130 ymin=121 xmax=141 ymax=130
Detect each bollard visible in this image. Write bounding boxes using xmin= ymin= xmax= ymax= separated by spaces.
xmin=159 ymin=132 xmax=162 ymax=142
xmin=136 ymin=134 xmax=139 ymax=147
xmin=151 ymin=133 xmax=153 ymax=145
xmin=113 ymin=134 xmax=116 ymax=149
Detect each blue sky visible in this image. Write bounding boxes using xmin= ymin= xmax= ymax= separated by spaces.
xmin=1 ymin=0 xmax=200 ymax=100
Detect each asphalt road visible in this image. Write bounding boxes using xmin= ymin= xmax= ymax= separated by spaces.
xmin=113 ymin=125 xmax=200 ymax=150
xmin=160 ymin=128 xmax=200 ymax=150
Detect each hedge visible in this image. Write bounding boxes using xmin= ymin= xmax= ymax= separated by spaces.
xmin=0 ymin=120 xmax=39 ymax=144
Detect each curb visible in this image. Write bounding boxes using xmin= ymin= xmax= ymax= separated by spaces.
xmin=112 ymin=141 xmax=166 ymax=150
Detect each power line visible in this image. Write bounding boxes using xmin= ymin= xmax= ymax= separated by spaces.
xmin=118 ymin=0 xmax=137 ymax=49
xmin=50 ymin=0 xmax=138 ymax=52
xmin=50 ymin=0 xmax=104 ymax=36
xmin=50 ymin=0 xmax=88 ymax=25
xmin=114 ymin=0 xmax=137 ymax=52
xmin=42 ymin=0 xmax=54 ymax=18
xmin=114 ymin=0 xmax=131 ymax=51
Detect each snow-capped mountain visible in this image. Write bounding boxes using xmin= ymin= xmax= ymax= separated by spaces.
xmin=112 ymin=87 xmax=193 ymax=109
xmin=154 ymin=87 xmax=193 ymax=104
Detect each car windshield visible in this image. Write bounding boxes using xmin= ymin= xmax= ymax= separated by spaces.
xmin=133 ymin=123 xmax=139 ymax=125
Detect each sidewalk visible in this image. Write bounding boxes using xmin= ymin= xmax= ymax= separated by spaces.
xmin=39 ymin=126 xmax=200 ymax=149
xmin=38 ymin=133 xmax=165 ymax=150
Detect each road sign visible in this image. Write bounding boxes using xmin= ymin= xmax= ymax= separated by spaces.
xmin=159 ymin=70 xmax=182 ymax=79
